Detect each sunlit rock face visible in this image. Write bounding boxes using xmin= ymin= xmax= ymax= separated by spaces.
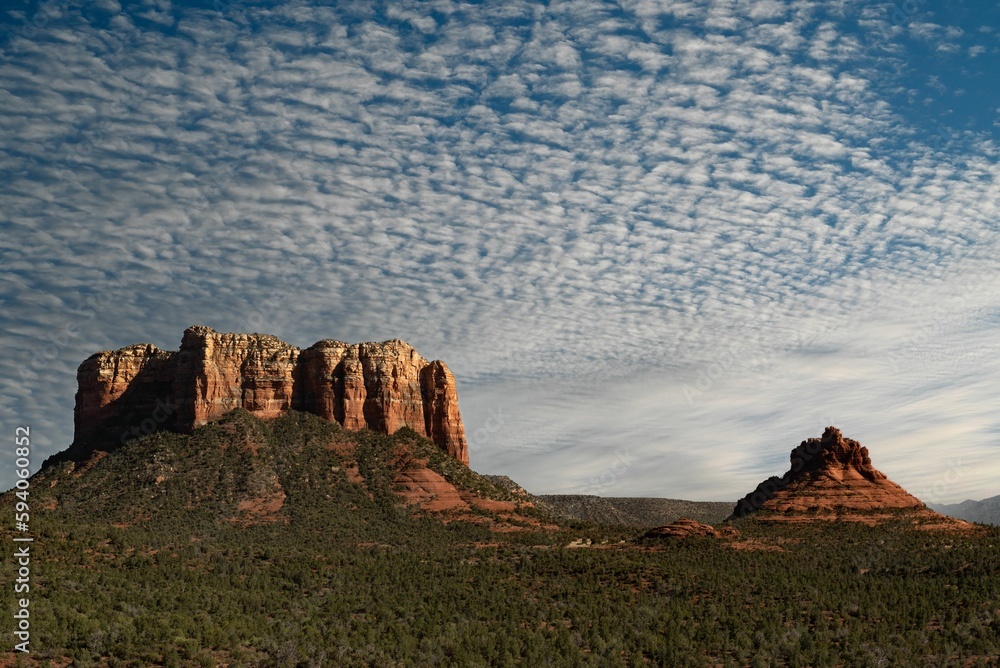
xmin=73 ymin=326 xmax=469 ymax=465
xmin=730 ymin=427 xmax=926 ymax=521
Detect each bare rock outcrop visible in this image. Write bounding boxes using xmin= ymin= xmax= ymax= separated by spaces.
xmin=642 ymin=518 xmax=723 ymax=540
xmin=74 ymin=344 xmax=177 ymax=444
xmin=299 ymin=339 xmax=431 ymax=434
xmin=72 ymin=326 xmax=469 ymax=465
xmin=420 ymin=361 xmax=469 ymax=466
xmin=394 ymin=464 xmax=471 ymax=512
xmin=729 ymin=427 xmax=926 ymax=521
xmin=173 ymin=326 xmax=301 ymax=429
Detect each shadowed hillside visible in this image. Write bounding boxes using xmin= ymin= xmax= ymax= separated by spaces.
xmin=533 ymin=495 xmax=734 ymax=527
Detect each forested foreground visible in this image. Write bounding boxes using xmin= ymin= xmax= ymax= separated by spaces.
xmin=2 ymin=413 xmax=998 ymax=666
xmin=3 ymin=511 xmax=997 ymax=666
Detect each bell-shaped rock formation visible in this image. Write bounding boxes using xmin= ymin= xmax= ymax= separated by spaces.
xmin=71 ymin=326 xmax=469 ymax=465
xmin=729 ymin=427 xmax=925 ymax=521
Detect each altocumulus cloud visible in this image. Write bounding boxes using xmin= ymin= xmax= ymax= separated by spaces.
xmin=1 ymin=0 xmax=999 ymax=502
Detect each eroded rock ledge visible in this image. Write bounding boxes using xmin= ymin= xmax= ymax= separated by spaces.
xmin=72 ymin=325 xmax=469 ymax=465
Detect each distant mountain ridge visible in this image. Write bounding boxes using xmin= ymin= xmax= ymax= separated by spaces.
xmin=478 ymin=475 xmax=733 ymax=527
xmin=931 ymin=494 xmax=1000 ymax=526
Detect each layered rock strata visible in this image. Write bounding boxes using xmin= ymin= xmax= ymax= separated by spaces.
xmin=642 ymin=518 xmax=723 ymax=540
xmin=729 ymin=427 xmax=924 ymax=520
xmin=73 ymin=326 xmax=469 ymax=465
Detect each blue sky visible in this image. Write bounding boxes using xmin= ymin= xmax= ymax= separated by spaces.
xmin=2 ymin=0 xmax=999 ymax=503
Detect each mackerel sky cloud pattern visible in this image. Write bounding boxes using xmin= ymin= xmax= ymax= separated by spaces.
xmin=1 ymin=0 xmax=999 ymax=501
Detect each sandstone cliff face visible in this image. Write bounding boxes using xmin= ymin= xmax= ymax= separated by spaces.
xmin=420 ymin=361 xmax=469 ymax=466
xmin=301 ymin=339 xmax=428 ymax=431
xmin=74 ymin=344 xmax=177 ymax=444
xmin=173 ymin=326 xmax=301 ymax=429
xmin=73 ymin=326 xmax=469 ymax=465
xmin=730 ymin=427 xmax=925 ymax=521
xmin=297 ymin=339 xmax=467 ymax=462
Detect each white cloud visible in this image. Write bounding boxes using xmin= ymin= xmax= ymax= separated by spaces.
xmin=0 ymin=0 xmax=998 ymax=504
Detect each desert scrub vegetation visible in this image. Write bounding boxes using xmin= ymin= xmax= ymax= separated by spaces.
xmin=2 ymin=412 xmax=998 ymax=666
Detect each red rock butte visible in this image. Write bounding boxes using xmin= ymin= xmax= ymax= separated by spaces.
xmin=72 ymin=325 xmax=469 ymax=465
xmin=729 ymin=426 xmax=927 ymax=522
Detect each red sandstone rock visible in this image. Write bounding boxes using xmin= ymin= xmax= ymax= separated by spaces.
xmin=298 ymin=339 xmax=431 ymax=432
xmin=297 ymin=339 xmax=468 ymax=463
xmin=173 ymin=326 xmax=300 ymax=429
xmin=73 ymin=326 xmax=470 ymax=465
xmin=387 ymin=459 xmax=539 ymax=531
xmin=74 ymin=344 xmax=176 ymax=444
xmin=642 ymin=518 xmax=722 ymax=539
xmin=393 ymin=464 xmax=471 ymax=512
xmin=299 ymin=340 xmax=355 ymax=427
xmin=420 ymin=361 xmax=469 ymax=465
xmin=730 ymin=427 xmax=927 ymax=521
